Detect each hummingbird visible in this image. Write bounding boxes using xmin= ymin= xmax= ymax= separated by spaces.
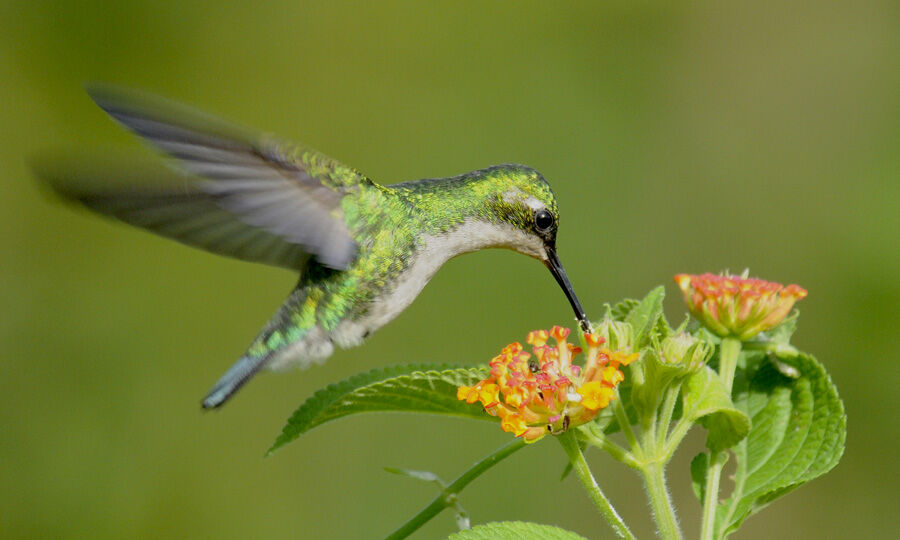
xmin=38 ymin=85 xmax=591 ymax=408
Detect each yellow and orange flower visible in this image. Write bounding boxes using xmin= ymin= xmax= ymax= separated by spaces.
xmin=674 ymin=272 xmax=807 ymax=340
xmin=457 ymin=326 xmax=639 ymax=443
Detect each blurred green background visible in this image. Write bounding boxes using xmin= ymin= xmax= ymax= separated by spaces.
xmin=2 ymin=2 xmax=897 ymax=538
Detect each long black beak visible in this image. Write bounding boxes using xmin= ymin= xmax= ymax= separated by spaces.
xmin=544 ymin=246 xmax=592 ymax=334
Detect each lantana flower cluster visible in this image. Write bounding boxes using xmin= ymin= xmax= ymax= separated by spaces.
xmin=674 ymin=272 xmax=807 ymax=340
xmin=457 ymin=326 xmax=638 ymax=443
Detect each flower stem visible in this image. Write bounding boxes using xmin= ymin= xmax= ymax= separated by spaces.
xmin=656 ymin=383 xmax=681 ymax=445
xmin=642 ymin=461 xmax=683 ymax=540
xmin=699 ymin=336 xmax=742 ymax=540
xmin=614 ymin=389 xmax=642 ymax=455
xmin=384 ymin=439 xmax=526 ymax=540
xmin=700 ymin=451 xmax=726 ymax=540
xmin=558 ymin=431 xmax=636 ymax=540
xmin=580 ymin=426 xmax=640 ymax=469
xmin=661 ymin=415 xmax=693 ymax=461
xmin=718 ymin=337 xmax=741 ymax=394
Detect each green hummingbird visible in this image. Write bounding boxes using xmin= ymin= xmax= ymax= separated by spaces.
xmin=39 ymin=85 xmax=591 ymax=408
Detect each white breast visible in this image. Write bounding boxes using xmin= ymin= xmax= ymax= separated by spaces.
xmin=331 ymin=219 xmax=545 ymax=348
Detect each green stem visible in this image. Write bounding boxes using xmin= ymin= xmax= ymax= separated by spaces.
xmin=721 ymin=439 xmax=747 ymax=532
xmin=699 ymin=336 xmax=742 ymax=540
xmin=661 ymin=416 xmax=693 ymax=461
xmin=646 ymin=405 xmax=659 ymax=447
xmin=699 ymin=451 xmax=726 ymax=540
xmin=718 ymin=337 xmax=741 ymax=394
xmin=643 ymin=461 xmax=683 ymax=540
xmin=580 ymin=426 xmax=640 ymax=469
xmin=384 ymin=439 xmax=526 ymax=540
xmin=656 ymin=383 xmax=681 ymax=445
xmin=558 ymin=432 xmax=636 ymax=540
xmin=613 ymin=389 xmax=642 ymax=455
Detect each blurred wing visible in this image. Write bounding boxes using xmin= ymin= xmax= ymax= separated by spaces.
xmin=35 ymin=160 xmax=312 ymax=270
xmin=76 ymin=84 xmax=366 ymax=270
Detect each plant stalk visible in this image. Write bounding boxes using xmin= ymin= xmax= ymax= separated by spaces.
xmin=699 ymin=336 xmax=742 ymax=540
xmin=558 ymin=431 xmax=636 ymax=540
xmin=718 ymin=337 xmax=741 ymax=394
xmin=642 ymin=461 xmax=683 ymax=540
xmin=580 ymin=426 xmax=639 ymax=469
xmin=700 ymin=451 xmax=726 ymax=540
xmin=656 ymin=383 xmax=681 ymax=446
xmin=614 ymin=389 xmax=642 ymax=455
xmin=384 ymin=439 xmax=526 ymax=540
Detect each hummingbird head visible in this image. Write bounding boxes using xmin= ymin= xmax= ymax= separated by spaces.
xmin=485 ymin=165 xmax=592 ymax=333
xmin=396 ymin=164 xmax=592 ymax=333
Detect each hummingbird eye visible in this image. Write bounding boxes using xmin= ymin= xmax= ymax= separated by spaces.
xmin=534 ymin=209 xmax=554 ymax=233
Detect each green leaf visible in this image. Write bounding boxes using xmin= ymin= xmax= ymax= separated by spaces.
xmin=609 ymin=298 xmax=640 ymax=321
xmin=683 ymin=365 xmax=751 ymax=452
xmin=631 ymin=349 xmax=683 ymax=420
xmin=691 ymin=452 xmax=709 ymax=502
xmin=268 ymin=364 xmax=490 ymax=455
xmin=448 ymin=521 xmax=588 ymax=540
xmin=625 ymin=285 xmax=665 ymax=349
xmin=652 ymin=308 xmax=674 ymax=343
xmin=757 ymin=310 xmax=804 ymax=375
xmin=714 ymin=352 xmax=846 ymax=537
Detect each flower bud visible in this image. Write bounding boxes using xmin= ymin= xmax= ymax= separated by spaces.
xmin=660 ymin=332 xmax=712 ymax=373
xmin=674 ymin=272 xmax=807 ymax=341
xmin=593 ymin=317 xmax=634 ymax=353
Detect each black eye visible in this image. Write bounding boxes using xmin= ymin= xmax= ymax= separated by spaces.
xmin=534 ymin=209 xmax=554 ymax=232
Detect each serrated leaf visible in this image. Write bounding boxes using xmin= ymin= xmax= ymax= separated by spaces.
xmin=268 ymin=364 xmax=490 ymax=454
xmin=448 ymin=521 xmax=588 ymax=540
xmin=609 ymin=298 xmax=640 ymax=321
xmin=691 ymin=452 xmax=709 ymax=502
xmin=625 ymin=286 xmax=665 ymax=349
xmin=683 ymin=366 xmax=751 ymax=452
xmin=651 ymin=309 xmax=674 ymax=344
xmin=714 ymin=352 xmax=846 ymax=537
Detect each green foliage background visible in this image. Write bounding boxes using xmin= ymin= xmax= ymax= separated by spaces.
xmin=1 ymin=2 xmax=896 ymax=538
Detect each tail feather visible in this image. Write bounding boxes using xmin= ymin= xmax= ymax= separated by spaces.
xmin=202 ymin=354 xmax=270 ymax=409
xmin=202 ymin=287 xmax=323 ymax=408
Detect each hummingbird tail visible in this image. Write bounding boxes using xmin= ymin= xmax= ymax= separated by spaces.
xmin=201 ymin=353 xmax=270 ymax=409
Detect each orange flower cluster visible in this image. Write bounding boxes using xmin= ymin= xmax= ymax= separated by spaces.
xmin=457 ymin=326 xmax=639 ymax=443
xmin=674 ymin=273 xmax=807 ymax=340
